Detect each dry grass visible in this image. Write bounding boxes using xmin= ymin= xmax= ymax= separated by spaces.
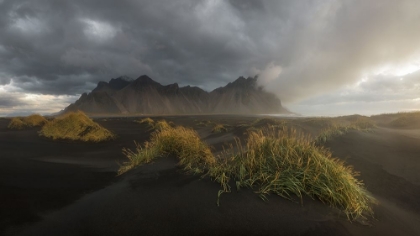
xmin=119 ymin=123 xmax=215 ymax=175
xmin=136 ymin=118 xmax=173 ymax=131
xmin=7 ymin=114 xmax=48 ymax=130
xmin=196 ymin=120 xmax=214 ymax=127
xmin=388 ymin=112 xmax=420 ymax=128
xmin=136 ymin=117 xmax=155 ymax=127
xmin=209 ymin=128 xmax=375 ymax=220
xmin=212 ymin=124 xmax=228 ymax=133
xmin=154 ymin=120 xmax=172 ymax=131
xmin=7 ymin=118 xmax=26 ymax=130
xmin=315 ymin=118 xmax=375 ymax=144
xmin=39 ymin=111 xmax=114 ymax=142
xmin=24 ymin=114 xmax=49 ymax=127
xmin=119 ymin=123 xmax=374 ymax=221
xmin=238 ymin=118 xmax=286 ymax=135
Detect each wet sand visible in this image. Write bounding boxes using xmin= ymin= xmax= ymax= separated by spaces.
xmin=1 ymin=115 xmax=420 ymax=235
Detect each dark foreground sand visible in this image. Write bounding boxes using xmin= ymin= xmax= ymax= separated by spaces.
xmin=1 ymin=115 xmax=420 ymax=236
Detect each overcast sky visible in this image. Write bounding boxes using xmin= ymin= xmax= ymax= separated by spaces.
xmin=1 ymin=0 xmax=420 ymax=116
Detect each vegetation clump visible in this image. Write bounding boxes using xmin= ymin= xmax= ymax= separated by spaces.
xmin=136 ymin=118 xmax=174 ymax=131
xmin=120 ymin=124 xmax=374 ymax=221
xmin=315 ymin=118 xmax=376 ymax=144
xmin=119 ymin=124 xmax=215 ymax=175
xmin=209 ymin=128 xmax=374 ymax=220
xmin=196 ymin=120 xmax=214 ymax=127
xmin=154 ymin=120 xmax=172 ymax=131
xmin=7 ymin=114 xmax=48 ymax=130
xmin=212 ymin=124 xmax=228 ymax=133
xmin=388 ymin=112 xmax=420 ymax=128
xmin=7 ymin=118 xmax=26 ymax=130
xmin=39 ymin=111 xmax=114 ymax=142
xmin=136 ymin=117 xmax=155 ymax=127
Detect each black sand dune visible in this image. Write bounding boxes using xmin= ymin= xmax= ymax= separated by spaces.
xmin=1 ymin=116 xmax=420 ymax=235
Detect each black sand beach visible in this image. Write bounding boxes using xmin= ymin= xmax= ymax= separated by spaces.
xmin=1 ymin=115 xmax=420 ymax=235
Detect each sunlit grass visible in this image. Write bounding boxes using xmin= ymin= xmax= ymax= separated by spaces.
xmin=7 ymin=114 xmax=49 ymax=130
xmin=136 ymin=117 xmax=173 ymax=131
xmin=315 ymin=118 xmax=376 ymax=144
xmin=209 ymin=127 xmax=374 ymax=220
xmin=7 ymin=118 xmax=26 ymax=130
xmin=212 ymin=124 xmax=228 ymax=133
xmin=39 ymin=111 xmax=114 ymax=142
xmin=119 ymin=123 xmax=374 ymax=221
xmin=136 ymin=117 xmax=155 ymax=127
xmin=119 ymin=123 xmax=215 ymax=175
xmin=195 ymin=120 xmax=214 ymax=127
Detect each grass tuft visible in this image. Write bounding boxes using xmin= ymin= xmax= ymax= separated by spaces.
xmin=209 ymin=127 xmax=375 ymax=220
xmin=315 ymin=118 xmax=375 ymax=144
xmin=7 ymin=118 xmax=26 ymax=130
xmin=120 ymin=124 xmax=375 ymax=221
xmin=24 ymin=114 xmax=49 ymax=127
xmin=7 ymin=114 xmax=48 ymax=130
xmin=154 ymin=120 xmax=172 ymax=131
xmin=212 ymin=124 xmax=228 ymax=133
xmin=39 ymin=111 xmax=114 ymax=142
xmin=118 ymin=124 xmax=215 ymax=175
xmin=136 ymin=117 xmax=155 ymax=127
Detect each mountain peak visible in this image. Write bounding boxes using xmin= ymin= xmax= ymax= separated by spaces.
xmin=228 ymin=76 xmax=257 ymax=88
xmin=115 ymin=75 xmax=133 ymax=82
xmin=136 ymin=75 xmax=154 ymax=83
xmin=65 ymin=74 xmax=287 ymax=115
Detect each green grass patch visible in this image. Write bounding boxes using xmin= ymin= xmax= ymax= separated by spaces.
xmin=7 ymin=114 xmax=49 ymax=130
xmin=39 ymin=111 xmax=114 ymax=142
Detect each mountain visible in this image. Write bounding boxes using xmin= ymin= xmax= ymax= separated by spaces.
xmin=64 ymin=75 xmax=289 ymax=115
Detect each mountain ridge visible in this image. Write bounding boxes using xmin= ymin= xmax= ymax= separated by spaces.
xmin=64 ymin=75 xmax=289 ymax=115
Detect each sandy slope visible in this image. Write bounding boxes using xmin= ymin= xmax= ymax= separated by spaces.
xmin=1 ymin=116 xmax=420 ymax=235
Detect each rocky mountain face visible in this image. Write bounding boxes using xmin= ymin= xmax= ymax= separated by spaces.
xmin=64 ymin=75 xmax=288 ymax=115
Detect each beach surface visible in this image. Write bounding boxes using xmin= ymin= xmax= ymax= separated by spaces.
xmin=1 ymin=115 xmax=420 ymax=236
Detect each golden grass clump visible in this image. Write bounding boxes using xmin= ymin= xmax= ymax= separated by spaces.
xmin=7 ymin=118 xmax=26 ymax=129
xmin=39 ymin=111 xmax=114 ymax=142
xmin=7 ymin=114 xmax=48 ymax=129
xmin=212 ymin=124 xmax=228 ymax=133
xmin=195 ymin=120 xmax=214 ymax=127
xmin=209 ymin=128 xmax=375 ymax=220
xmin=119 ymin=125 xmax=215 ymax=175
xmin=315 ymin=118 xmax=375 ymax=144
xmin=136 ymin=118 xmax=174 ymax=131
xmin=137 ymin=117 xmax=155 ymax=127
xmin=154 ymin=120 xmax=172 ymax=131
xmin=24 ymin=114 xmax=49 ymax=127
xmin=120 ymin=125 xmax=374 ymax=221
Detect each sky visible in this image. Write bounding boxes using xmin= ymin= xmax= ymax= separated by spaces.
xmin=1 ymin=0 xmax=420 ymax=116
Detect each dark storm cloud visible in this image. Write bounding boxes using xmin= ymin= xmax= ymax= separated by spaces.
xmin=0 ymin=0 xmax=420 ymax=105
